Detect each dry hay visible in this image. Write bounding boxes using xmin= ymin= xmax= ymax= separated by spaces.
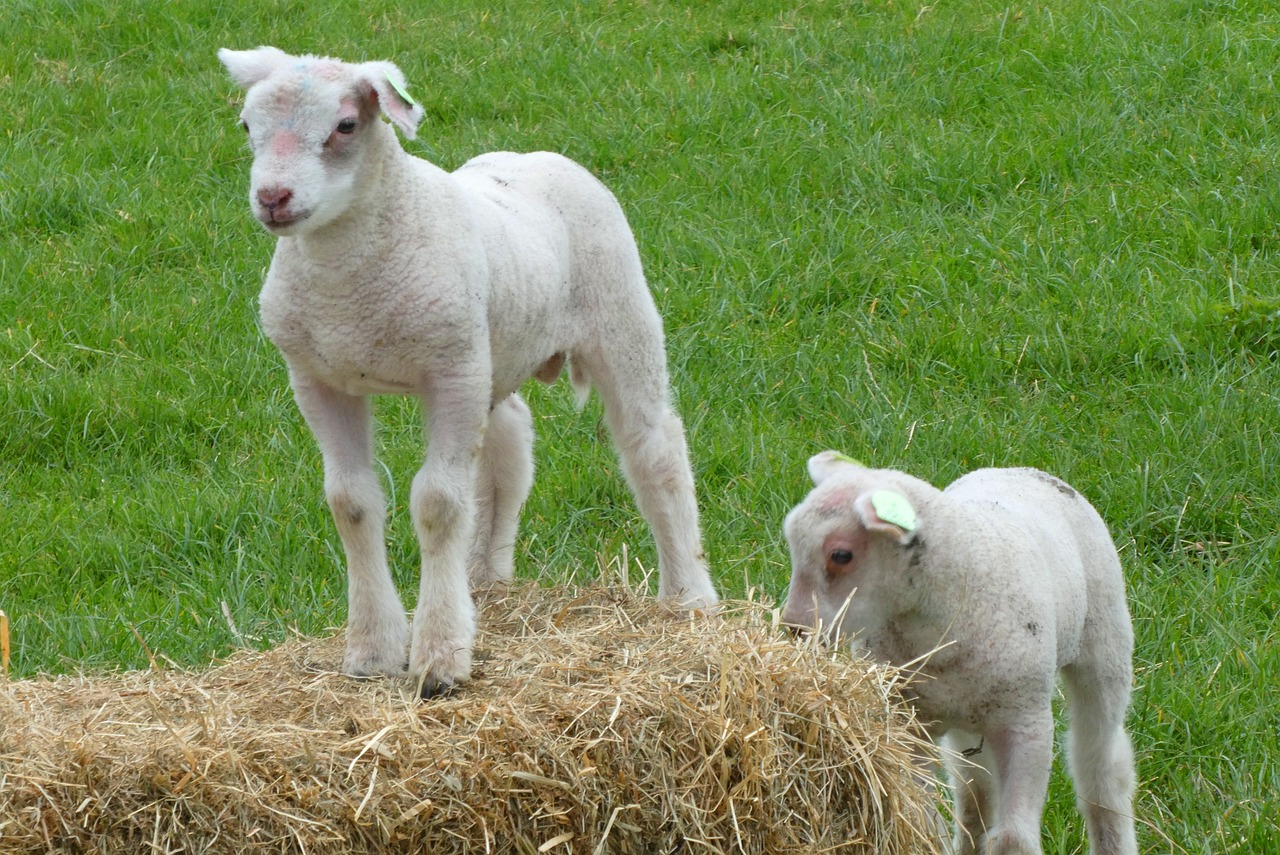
xmin=0 ymin=580 xmax=942 ymax=854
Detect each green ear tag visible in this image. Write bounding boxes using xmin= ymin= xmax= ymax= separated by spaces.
xmin=871 ymin=490 xmax=917 ymax=532
xmin=385 ymin=72 xmax=417 ymax=107
xmin=829 ymin=451 xmax=866 ymax=467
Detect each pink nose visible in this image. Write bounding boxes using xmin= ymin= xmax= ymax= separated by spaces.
xmin=257 ymin=187 xmax=293 ymax=211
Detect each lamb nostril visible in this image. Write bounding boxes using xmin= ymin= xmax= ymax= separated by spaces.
xmin=257 ymin=188 xmax=293 ymax=210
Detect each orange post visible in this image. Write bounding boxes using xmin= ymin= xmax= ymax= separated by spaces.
xmin=0 ymin=609 xmax=9 ymax=678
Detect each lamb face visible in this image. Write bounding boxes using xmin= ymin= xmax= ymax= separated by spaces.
xmin=781 ymin=452 xmax=924 ymax=647
xmin=220 ymin=47 xmax=423 ymax=236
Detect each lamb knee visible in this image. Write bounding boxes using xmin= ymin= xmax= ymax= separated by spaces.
xmin=411 ymin=478 xmax=468 ymax=540
xmin=616 ymin=408 xmax=691 ymax=489
xmin=326 ymin=474 xmax=383 ymax=531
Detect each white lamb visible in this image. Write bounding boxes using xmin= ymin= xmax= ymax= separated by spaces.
xmin=781 ymin=452 xmax=1137 ymax=855
xmin=218 ymin=46 xmax=718 ymax=698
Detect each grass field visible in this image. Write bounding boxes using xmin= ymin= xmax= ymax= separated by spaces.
xmin=3 ymin=0 xmax=1278 ymax=850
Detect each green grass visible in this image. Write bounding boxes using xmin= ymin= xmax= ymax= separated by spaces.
xmin=2 ymin=0 xmax=1278 ymax=849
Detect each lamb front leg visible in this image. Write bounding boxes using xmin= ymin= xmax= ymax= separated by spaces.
xmin=408 ymin=386 xmax=489 ymax=698
xmin=290 ymin=371 xmax=408 ymax=676
xmin=943 ymin=730 xmax=996 ymax=855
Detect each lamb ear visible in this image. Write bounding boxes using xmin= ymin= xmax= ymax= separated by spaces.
xmin=807 ymin=450 xmax=866 ymax=486
xmin=854 ymin=489 xmax=919 ymax=545
xmin=359 ymin=61 xmax=425 ymax=139
xmin=218 ymin=46 xmax=291 ymax=89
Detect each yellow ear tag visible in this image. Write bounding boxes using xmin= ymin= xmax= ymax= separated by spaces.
xmin=829 ymin=451 xmax=865 ymax=467
xmin=871 ymin=490 xmax=917 ymax=532
xmin=385 ymin=72 xmax=417 ymax=107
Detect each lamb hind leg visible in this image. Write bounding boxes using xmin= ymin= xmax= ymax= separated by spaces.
xmin=1063 ymin=660 xmax=1138 ymax=855
xmin=985 ymin=712 xmax=1055 ymax=855
xmin=592 ymin=369 xmax=717 ymax=608
xmin=290 ymin=374 xmax=408 ymax=676
xmin=571 ymin=232 xmax=716 ymax=607
xmin=468 ymin=393 xmax=534 ymax=586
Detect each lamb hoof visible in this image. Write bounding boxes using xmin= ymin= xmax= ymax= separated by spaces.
xmin=417 ymin=676 xmax=458 ymax=700
xmin=343 ymin=619 xmax=410 ymax=677
xmin=668 ymin=588 xmax=719 ymax=613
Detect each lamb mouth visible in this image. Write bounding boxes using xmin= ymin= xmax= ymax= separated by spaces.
xmin=259 ymin=210 xmax=307 ymax=231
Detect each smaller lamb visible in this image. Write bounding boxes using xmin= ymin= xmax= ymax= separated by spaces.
xmin=218 ymin=47 xmax=718 ymax=699
xmin=781 ymin=452 xmax=1137 ymax=855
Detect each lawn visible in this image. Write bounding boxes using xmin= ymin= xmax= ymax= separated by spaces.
xmin=2 ymin=0 xmax=1278 ymax=850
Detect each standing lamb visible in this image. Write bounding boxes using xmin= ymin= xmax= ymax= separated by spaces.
xmin=781 ymin=451 xmax=1137 ymax=855
xmin=218 ymin=46 xmax=718 ymax=699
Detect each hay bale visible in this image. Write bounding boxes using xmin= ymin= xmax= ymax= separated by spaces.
xmin=0 ymin=581 xmax=941 ymax=853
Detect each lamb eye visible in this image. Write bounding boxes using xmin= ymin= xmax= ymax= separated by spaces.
xmin=336 ymin=118 xmax=357 ymax=135
xmin=239 ymin=120 xmax=249 ymax=133
xmin=829 ymin=549 xmax=854 ymax=566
